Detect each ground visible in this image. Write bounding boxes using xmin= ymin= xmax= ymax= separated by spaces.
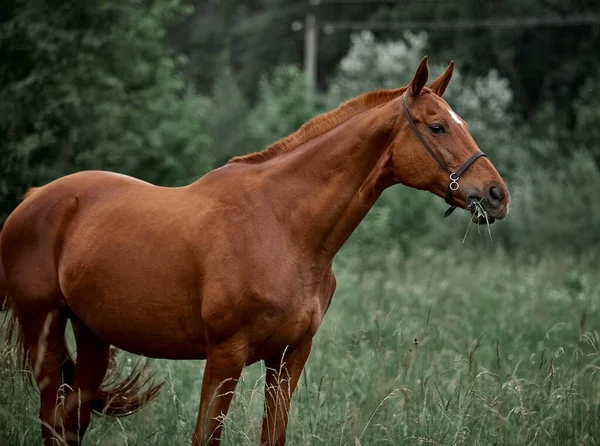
xmin=1 ymin=247 xmax=599 ymax=445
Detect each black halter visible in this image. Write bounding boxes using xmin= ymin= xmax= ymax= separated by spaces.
xmin=400 ymin=93 xmax=486 ymax=217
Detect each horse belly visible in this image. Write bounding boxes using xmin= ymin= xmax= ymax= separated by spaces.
xmin=60 ymin=248 xmax=207 ymax=360
xmin=68 ymin=284 xmax=207 ymax=359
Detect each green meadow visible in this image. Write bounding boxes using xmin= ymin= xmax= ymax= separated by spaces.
xmin=2 ymin=245 xmax=599 ymax=445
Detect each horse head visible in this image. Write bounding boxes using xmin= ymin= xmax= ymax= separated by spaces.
xmin=390 ymin=56 xmax=509 ymax=223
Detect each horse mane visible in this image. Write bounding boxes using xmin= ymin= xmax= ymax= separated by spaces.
xmin=228 ymin=87 xmax=409 ymax=164
xmin=23 ymin=187 xmax=39 ymax=200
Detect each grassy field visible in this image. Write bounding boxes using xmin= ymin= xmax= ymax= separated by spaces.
xmin=1 ymin=246 xmax=599 ymax=445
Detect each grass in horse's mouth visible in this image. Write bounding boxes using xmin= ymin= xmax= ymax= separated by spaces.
xmin=462 ymin=198 xmax=493 ymax=243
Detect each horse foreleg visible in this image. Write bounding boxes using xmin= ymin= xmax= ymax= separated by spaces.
xmin=193 ymin=341 xmax=248 ymax=446
xmin=260 ymin=339 xmax=312 ymax=446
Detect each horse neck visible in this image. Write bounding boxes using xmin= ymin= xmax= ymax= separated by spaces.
xmin=261 ymin=104 xmax=399 ymax=261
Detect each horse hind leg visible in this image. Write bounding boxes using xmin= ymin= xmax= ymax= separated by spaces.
xmin=15 ymin=303 xmax=111 ymax=445
xmin=61 ymin=316 xmax=161 ymax=444
xmin=60 ymin=317 xmax=111 ymax=445
xmin=16 ymin=304 xmax=73 ymax=445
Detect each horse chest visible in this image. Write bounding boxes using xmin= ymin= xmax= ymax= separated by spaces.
xmin=279 ymin=293 xmax=323 ymax=333
xmin=201 ymin=261 xmax=336 ymax=362
xmin=249 ymin=272 xmax=335 ymax=352
xmin=241 ymin=295 xmax=321 ymax=362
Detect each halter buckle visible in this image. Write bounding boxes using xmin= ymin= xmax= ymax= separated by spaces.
xmin=449 ymin=173 xmax=460 ymax=191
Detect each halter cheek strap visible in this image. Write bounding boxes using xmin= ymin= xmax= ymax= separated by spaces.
xmin=400 ymin=93 xmax=486 ymax=218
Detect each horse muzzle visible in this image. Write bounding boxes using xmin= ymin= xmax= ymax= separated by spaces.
xmin=467 ymin=183 xmax=509 ymax=224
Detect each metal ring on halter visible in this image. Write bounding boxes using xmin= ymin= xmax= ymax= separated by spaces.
xmin=449 ymin=173 xmax=460 ymax=191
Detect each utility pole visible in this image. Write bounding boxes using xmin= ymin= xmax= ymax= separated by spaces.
xmin=304 ymin=10 xmax=318 ymax=91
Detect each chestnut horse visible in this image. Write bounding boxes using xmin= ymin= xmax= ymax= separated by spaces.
xmin=1 ymin=57 xmax=509 ymax=445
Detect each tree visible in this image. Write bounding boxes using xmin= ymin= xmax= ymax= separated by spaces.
xmin=248 ymin=65 xmax=322 ymax=151
xmin=0 ymin=0 xmax=212 ymax=219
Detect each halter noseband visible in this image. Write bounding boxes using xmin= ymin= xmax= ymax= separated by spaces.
xmin=400 ymin=93 xmax=486 ymax=217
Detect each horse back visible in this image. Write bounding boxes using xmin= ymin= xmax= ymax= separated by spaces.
xmin=2 ymin=172 xmax=191 ymax=305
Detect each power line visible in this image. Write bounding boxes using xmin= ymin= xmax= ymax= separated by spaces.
xmin=180 ymin=3 xmax=305 ymax=54
xmin=322 ymin=14 xmax=600 ymax=31
xmin=232 ymin=2 xmax=308 ymax=36
xmin=233 ymin=33 xmax=298 ymax=55
xmin=231 ymin=29 xmax=300 ymax=61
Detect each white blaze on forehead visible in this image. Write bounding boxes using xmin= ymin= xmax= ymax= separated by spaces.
xmin=447 ymin=106 xmax=463 ymax=126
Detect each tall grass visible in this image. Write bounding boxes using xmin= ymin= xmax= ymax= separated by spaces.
xmin=1 ymin=247 xmax=599 ymax=445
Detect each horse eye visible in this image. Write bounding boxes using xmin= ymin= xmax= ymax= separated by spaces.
xmin=428 ymin=124 xmax=445 ymax=135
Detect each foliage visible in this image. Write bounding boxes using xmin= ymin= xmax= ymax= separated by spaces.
xmin=205 ymin=65 xmax=252 ymax=166
xmin=2 ymin=0 xmax=600 ymax=254
xmin=497 ymin=150 xmax=600 ymax=253
xmin=325 ymin=30 xmax=429 ymax=103
xmin=248 ymin=65 xmax=322 ymax=152
xmin=0 ymin=0 xmax=211 ymax=219
xmin=573 ymin=68 xmax=600 ymax=163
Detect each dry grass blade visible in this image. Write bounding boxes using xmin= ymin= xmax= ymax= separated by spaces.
xmin=462 ymin=199 xmax=493 ymax=244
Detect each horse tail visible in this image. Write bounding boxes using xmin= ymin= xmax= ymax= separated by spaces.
xmin=91 ymin=348 xmax=164 ymax=417
xmin=6 ymin=308 xmax=163 ymax=417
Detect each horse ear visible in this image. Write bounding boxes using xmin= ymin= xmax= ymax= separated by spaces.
xmin=409 ymin=56 xmax=429 ymax=97
xmin=428 ymin=61 xmax=454 ymax=97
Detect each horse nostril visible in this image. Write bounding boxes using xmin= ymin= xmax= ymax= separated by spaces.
xmin=488 ymin=185 xmax=503 ymax=203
